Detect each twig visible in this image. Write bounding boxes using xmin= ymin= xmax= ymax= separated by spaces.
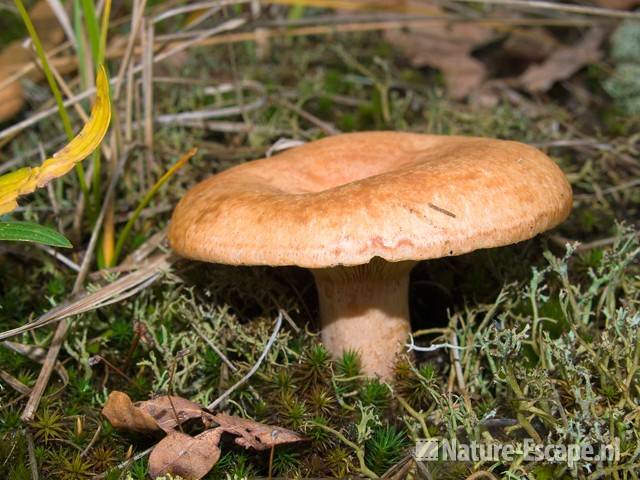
xmin=278 ymin=307 xmax=301 ymax=333
xmin=0 ymin=14 xmax=593 ymax=143
xmin=20 ymin=150 xmax=130 ymax=421
xmin=45 ymin=0 xmax=76 ymax=48
xmin=167 ymin=356 xmax=184 ymax=433
xmin=21 ymin=320 xmax=70 ymax=421
xmin=121 ymin=229 xmax=167 ymax=266
xmin=26 ymin=430 xmax=39 ymax=480
xmin=112 ymin=148 xmax=196 ymax=265
xmin=190 ymin=320 xmax=238 ymax=372
xmin=309 ymin=421 xmax=378 ymax=478
xmin=415 ymin=459 xmax=433 ymax=480
xmin=265 ymin=138 xmax=306 ymax=157
xmin=0 ymin=369 xmax=31 ymax=395
xmin=449 ymin=330 xmax=473 ymax=415
xmin=142 ymin=18 xmax=155 ymax=183
xmin=452 ymin=0 xmax=640 ymax=19
xmin=449 ymin=332 xmax=466 ymax=394
xmin=93 ymin=446 xmax=154 ymax=479
xmin=74 ymin=149 xmax=131 ymax=290
xmin=113 ymin=0 xmax=148 ymax=99
xmin=35 ymin=245 xmax=81 ymax=272
xmin=154 ymin=80 xmax=266 ymax=125
xmin=405 ymin=334 xmax=465 ymax=353
xmin=2 ymin=341 xmax=68 ymax=384
xmin=152 ymin=17 xmax=246 ymax=64
xmin=207 ymin=311 xmax=283 ymax=410
xmin=0 ymin=394 xmax=29 ymax=412
xmin=396 ymin=394 xmax=429 ymax=439
xmin=279 ymin=98 xmax=341 ymax=135
xmin=385 ymin=457 xmax=414 ymax=480
xmin=89 ymin=355 xmax=132 ymax=381
xmin=0 ymin=254 xmax=171 ymax=341
xmin=43 ymin=48 xmax=89 ymax=123
xmin=550 ymin=234 xmax=624 ymax=252
xmin=125 ymin=58 xmax=135 ymax=142
xmin=80 ymin=424 xmax=101 ymax=457
xmin=0 ymin=17 xmax=246 ymax=142
xmin=152 ymin=0 xmax=230 ymax=24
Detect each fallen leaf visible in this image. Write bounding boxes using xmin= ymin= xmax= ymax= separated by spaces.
xmin=101 ymin=391 xmax=161 ymax=434
xmin=138 ymin=395 xmax=205 ymax=433
xmin=210 ymin=412 xmax=306 ymax=451
xmin=519 ymin=28 xmax=606 ymax=93
xmin=102 ymin=391 xmax=205 ymax=434
xmin=0 ymin=81 xmax=24 ymax=123
xmin=148 ymin=428 xmax=223 ymax=480
xmin=103 ymin=390 xmax=305 ymax=479
xmin=103 ymin=391 xmax=307 ymax=449
xmin=0 ymin=0 xmax=67 ymax=122
xmin=384 ymin=19 xmax=497 ymax=99
xmin=502 ymin=28 xmax=558 ymax=63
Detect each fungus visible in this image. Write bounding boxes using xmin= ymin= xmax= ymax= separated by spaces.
xmin=169 ymin=132 xmax=572 ymax=379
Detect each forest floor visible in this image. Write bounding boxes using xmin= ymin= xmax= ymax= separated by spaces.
xmin=0 ymin=2 xmax=639 ymax=479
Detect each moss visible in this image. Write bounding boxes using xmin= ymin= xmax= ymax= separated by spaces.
xmin=365 ymin=424 xmax=409 ymax=475
xmin=1 ymin=16 xmax=639 ymax=480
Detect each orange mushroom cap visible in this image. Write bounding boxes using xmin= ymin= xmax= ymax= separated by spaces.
xmin=169 ymin=132 xmax=572 ymax=268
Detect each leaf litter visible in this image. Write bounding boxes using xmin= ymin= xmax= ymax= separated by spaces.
xmin=384 ymin=11 xmax=610 ymax=98
xmin=384 ymin=16 xmax=498 ymax=99
xmin=149 ymin=429 xmax=223 ymax=479
xmin=102 ymin=391 xmax=305 ymax=479
xmin=519 ymin=28 xmax=607 ymax=92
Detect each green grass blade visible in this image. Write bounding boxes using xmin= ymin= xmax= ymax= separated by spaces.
xmin=93 ymin=0 xmax=111 ymax=205
xmin=80 ymin=0 xmax=101 ymax=64
xmin=73 ymin=0 xmax=88 ymax=91
xmin=110 ymin=148 xmax=197 ymax=266
xmin=0 ymin=221 xmax=72 ymax=248
xmin=15 ymin=0 xmax=74 ymax=139
xmin=14 ymin=0 xmax=90 ymax=200
xmin=98 ymin=0 xmax=111 ymax=64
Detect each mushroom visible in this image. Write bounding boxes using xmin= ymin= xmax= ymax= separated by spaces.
xmin=169 ymin=132 xmax=572 ymax=379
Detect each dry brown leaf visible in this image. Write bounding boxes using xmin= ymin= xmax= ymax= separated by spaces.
xmin=0 ymin=81 xmax=24 ymax=123
xmin=148 ymin=428 xmax=223 ymax=480
xmin=519 ymin=28 xmax=606 ymax=93
xmin=0 ymin=0 xmax=65 ymax=76
xmin=210 ymin=412 xmax=306 ymax=451
xmin=0 ymin=0 xmax=66 ymax=122
xmin=102 ymin=391 xmax=205 ymax=434
xmin=138 ymin=395 xmax=205 ymax=433
xmin=384 ymin=20 xmax=497 ymax=99
xmin=101 ymin=391 xmax=161 ymax=434
xmin=103 ymin=390 xmax=305 ymax=480
xmin=502 ymin=28 xmax=558 ymax=63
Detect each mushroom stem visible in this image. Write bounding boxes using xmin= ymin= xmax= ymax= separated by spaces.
xmin=311 ymin=260 xmax=415 ymax=379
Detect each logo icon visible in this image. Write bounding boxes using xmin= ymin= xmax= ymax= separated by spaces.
xmin=415 ymin=439 xmax=439 ymax=461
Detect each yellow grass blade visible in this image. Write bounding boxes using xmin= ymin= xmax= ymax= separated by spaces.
xmin=0 ymin=66 xmax=111 ymax=216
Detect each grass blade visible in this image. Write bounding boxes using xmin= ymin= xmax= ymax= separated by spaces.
xmin=0 ymin=221 xmax=72 ymax=248
xmin=111 ymin=148 xmax=197 ymax=266
xmin=99 ymin=0 xmax=112 ymax=64
xmin=14 ymin=0 xmax=90 ymax=197
xmin=80 ymin=0 xmax=101 ymax=64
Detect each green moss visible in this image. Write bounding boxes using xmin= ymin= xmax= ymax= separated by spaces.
xmin=364 ymin=424 xmax=409 ymax=476
xmin=1 ymin=14 xmax=639 ymax=480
